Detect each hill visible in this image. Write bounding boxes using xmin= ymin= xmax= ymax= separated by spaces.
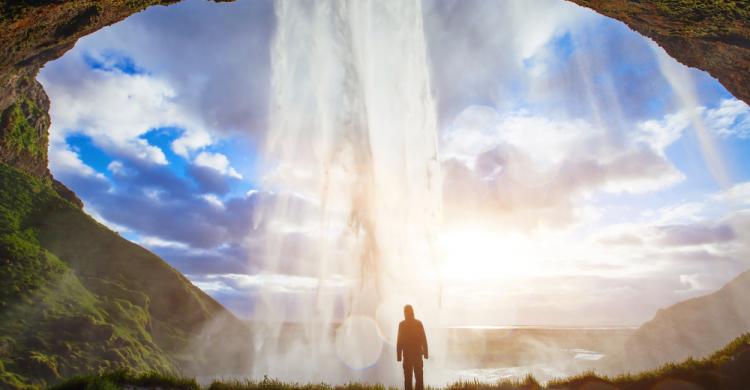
xmin=0 ymin=163 xmax=250 ymax=389
xmin=624 ymin=269 xmax=750 ymax=372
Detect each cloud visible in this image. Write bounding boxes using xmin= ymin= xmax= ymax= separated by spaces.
xmin=714 ymin=182 xmax=750 ymax=206
xmin=193 ymin=273 xmax=352 ymax=295
xmin=187 ymin=273 xmax=352 ymax=319
xmin=49 ymin=147 xmax=105 ymax=179
xmin=194 ymin=151 xmax=242 ymax=179
xmin=52 ymin=137 xmax=328 ymax=285
xmin=150 ymin=243 xmax=254 ymax=276
xmin=593 ymin=186 xmax=750 ymax=251
xmin=441 ymin=106 xmax=684 ymax=228
xmin=704 ymin=99 xmax=750 ymax=139
xmin=56 ymin=0 xmax=275 ymax=139
xmin=107 ymin=160 xmax=125 ymax=174
xmin=186 ymin=165 xmax=232 ymax=195
xmin=423 ymin=0 xmax=595 ymax=123
xmin=676 ymin=273 xmax=712 ymax=294
xmin=40 ymin=57 xmax=209 ymax=163
xmin=657 ymin=223 xmax=736 ymax=247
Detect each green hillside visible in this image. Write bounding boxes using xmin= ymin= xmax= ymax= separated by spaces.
xmin=0 ymin=163 xmax=247 ymax=389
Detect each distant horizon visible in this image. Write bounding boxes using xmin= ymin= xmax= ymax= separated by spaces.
xmin=233 ymin=319 xmax=641 ymax=330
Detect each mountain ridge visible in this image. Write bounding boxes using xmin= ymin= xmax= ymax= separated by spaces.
xmin=624 ymin=268 xmax=750 ymax=372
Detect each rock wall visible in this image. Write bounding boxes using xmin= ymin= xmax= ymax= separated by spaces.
xmin=0 ymin=0 xmax=179 ymax=180
xmin=570 ymin=0 xmax=750 ymax=105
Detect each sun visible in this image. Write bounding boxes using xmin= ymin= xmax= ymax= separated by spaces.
xmin=437 ymin=227 xmax=552 ymax=282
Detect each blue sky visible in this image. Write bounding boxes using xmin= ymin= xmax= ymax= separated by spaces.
xmin=38 ymin=0 xmax=750 ymax=326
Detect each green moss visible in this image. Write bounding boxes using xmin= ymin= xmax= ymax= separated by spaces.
xmin=0 ymin=97 xmax=46 ymax=160
xmin=652 ymin=0 xmax=750 ymax=37
xmin=0 ymin=164 xmax=66 ymax=307
xmin=654 ymin=0 xmax=749 ymax=20
xmin=0 ymin=162 xmax=238 ymax=388
xmin=0 ymin=164 xmax=178 ymax=388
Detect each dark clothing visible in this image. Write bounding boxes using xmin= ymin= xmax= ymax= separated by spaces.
xmin=397 ymin=319 xmax=428 ymax=390
xmin=403 ymin=360 xmax=423 ymax=390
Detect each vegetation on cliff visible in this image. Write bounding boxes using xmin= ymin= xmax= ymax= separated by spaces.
xmin=570 ymin=0 xmax=750 ymax=105
xmin=1 ymin=97 xmax=47 ymax=159
xmin=0 ymin=163 xmax=245 ymax=389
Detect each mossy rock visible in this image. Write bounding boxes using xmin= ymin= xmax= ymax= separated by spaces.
xmin=0 ymin=97 xmax=46 ymax=159
xmin=16 ymin=351 xmax=60 ymax=381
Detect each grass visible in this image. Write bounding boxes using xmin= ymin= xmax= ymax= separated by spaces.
xmin=49 ymin=370 xmax=200 ymax=390
xmin=45 ymin=333 xmax=750 ymax=390
xmin=207 ymin=377 xmax=398 ymax=390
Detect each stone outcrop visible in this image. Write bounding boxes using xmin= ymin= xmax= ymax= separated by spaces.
xmin=0 ymin=0 xmax=179 ymax=181
xmin=570 ymin=0 xmax=750 ymax=105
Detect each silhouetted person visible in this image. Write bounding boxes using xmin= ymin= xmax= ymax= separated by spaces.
xmin=397 ymin=304 xmax=428 ymax=390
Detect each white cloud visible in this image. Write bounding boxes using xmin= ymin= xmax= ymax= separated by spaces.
xmin=635 ymin=110 xmax=691 ymax=151
xmin=676 ymin=273 xmax=711 ymax=294
xmin=194 ymin=151 xmax=242 ymax=179
xmin=440 ymin=106 xmax=685 ymax=228
xmin=107 ymin=160 xmax=124 ymax=174
xmin=715 ymin=182 xmax=750 ymax=206
xmin=172 ymin=130 xmax=212 ymax=158
xmin=201 ymin=193 xmax=225 ymax=209
xmin=441 ymin=106 xmax=592 ymax=168
xmin=40 ymin=54 xmax=214 ymax=165
xmin=423 ymin=0 xmax=597 ymax=121
xmin=649 ymin=202 xmax=706 ymax=224
xmin=705 ymin=99 xmax=750 ymax=139
xmin=192 ymin=273 xmax=352 ymax=295
xmin=139 ymin=235 xmax=190 ymax=249
xmin=49 ymin=147 xmax=106 ymax=180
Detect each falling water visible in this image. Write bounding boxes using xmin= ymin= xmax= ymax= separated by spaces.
xmin=653 ymin=45 xmax=731 ymax=188
xmin=252 ymin=0 xmax=443 ymax=384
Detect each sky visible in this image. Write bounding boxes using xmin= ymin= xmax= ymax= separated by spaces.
xmin=38 ymin=0 xmax=750 ymax=326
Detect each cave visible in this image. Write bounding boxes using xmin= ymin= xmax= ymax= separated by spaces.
xmin=1 ymin=0 xmax=749 ymax=388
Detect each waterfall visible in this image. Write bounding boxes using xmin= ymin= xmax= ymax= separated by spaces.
xmin=252 ymin=0 xmax=443 ymax=383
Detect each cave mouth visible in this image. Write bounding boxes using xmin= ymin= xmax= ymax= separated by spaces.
xmin=22 ymin=0 xmax=750 ymax=384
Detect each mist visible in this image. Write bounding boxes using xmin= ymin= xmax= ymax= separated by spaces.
xmin=248 ymin=0 xmax=442 ymax=385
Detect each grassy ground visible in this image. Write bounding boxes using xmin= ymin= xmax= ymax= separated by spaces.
xmin=47 ymin=333 xmax=750 ymax=390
